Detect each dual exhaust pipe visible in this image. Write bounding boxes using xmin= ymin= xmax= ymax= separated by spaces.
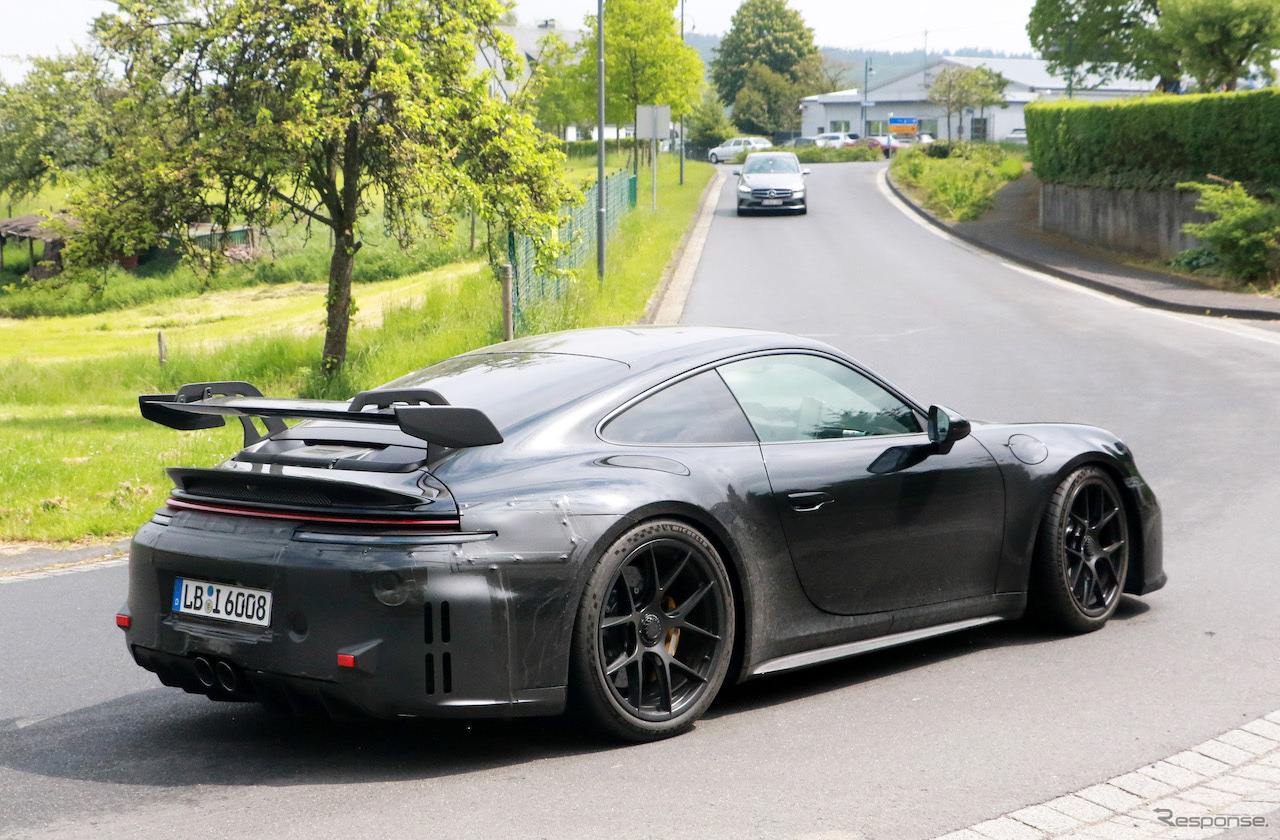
xmin=193 ymin=655 xmax=243 ymax=694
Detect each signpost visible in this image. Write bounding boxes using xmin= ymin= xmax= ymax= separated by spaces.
xmin=636 ymin=104 xmax=670 ymax=211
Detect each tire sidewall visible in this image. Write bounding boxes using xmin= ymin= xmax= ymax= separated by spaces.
xmin=1032 ymin=467 xmax=1129 ymax=633
xmin=570 ymin=518 xmax=736 ymax=741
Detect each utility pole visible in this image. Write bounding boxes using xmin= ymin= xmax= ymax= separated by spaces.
xmin=596 ymin=0 xmax=606 ymax=285
xmin=679 ymin=0 xmax=685 ymax=186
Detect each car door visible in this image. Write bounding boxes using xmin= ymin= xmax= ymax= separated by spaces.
xmin=717 ymin=353 xmax=1005 ymax=616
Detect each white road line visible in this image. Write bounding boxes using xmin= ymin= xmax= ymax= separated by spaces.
xmin=0 ymin=556 xmax=127 ymax=585
xmin=928 ymin=713 xmax=1280 ymax=840
xmin=876 ymin=168 xmax=1280 ymax=349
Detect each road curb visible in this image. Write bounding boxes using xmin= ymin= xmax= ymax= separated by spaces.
xmin=883 ymin=172 xmax=1280 ymax=322
xmin=930 ymin=712 xmax=1280 ymax=840
xmin=643 ymin=169 xmax=726 ymax=325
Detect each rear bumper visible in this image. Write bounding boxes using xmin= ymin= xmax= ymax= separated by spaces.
xmin=120 ymin=508 xmax=603 ymax=719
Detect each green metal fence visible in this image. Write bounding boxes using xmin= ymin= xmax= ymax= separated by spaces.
xmin=507 ymin=169 xmax=636 ymax=324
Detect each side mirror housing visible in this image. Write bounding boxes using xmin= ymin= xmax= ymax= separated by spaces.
xmin=928 ymin=405 xmax=971 ymax=453
xmin=802 ymin=168 xmax=812 ymax=176
xmin=731 ymin=169 xmax=742 ymax=176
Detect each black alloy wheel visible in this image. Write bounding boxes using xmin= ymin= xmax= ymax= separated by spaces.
xmin=571 ymin=519 xmax=735 ymax=741
xmin=1031 ymin=466 xmax=1130 ymax=633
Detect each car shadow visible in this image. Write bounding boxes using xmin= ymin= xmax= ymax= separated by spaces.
xmin=0 ymin=599 xmax=1155 ymax=793
xmin=708 ymin=597 xmax=1151 ymax=719
xmin=0 ymin=689 xmax=614 ymax=790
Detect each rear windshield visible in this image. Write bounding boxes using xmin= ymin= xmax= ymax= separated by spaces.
xmin=380 ymin=352 xmax=629 ymax=430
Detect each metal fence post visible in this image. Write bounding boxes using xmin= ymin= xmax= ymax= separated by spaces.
xmin=500 ymin=264 xmax=514 ymax=342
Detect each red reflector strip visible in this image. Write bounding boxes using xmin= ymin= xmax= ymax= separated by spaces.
xmin=116 ymin=614 xmax=131 ymax=628
xmin=166 ymin=498 xmax=459 ymax=528
xmin=337 ymin=653 xmax=356 ymax=668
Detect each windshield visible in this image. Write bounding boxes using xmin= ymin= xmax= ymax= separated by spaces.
xmin=743 ymin=155 xmax=800 ymax=175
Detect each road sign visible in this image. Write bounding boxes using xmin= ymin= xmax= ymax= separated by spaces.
xmin=635 ymin=105 xmax=671 ymax=139
xmin=889 ymin=116 xmax=918 ymax=136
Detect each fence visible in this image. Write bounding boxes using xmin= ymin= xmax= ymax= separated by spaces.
xmin=507 ymin=168 xmax=636 ymax=325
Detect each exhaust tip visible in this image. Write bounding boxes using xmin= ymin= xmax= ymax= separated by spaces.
xmin=214 ymin=660 xmax=240 ymax=693
xmin=194 ymin=656 xmax=216 ymax=689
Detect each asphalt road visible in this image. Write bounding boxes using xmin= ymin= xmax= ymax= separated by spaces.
xmin=3 ymin=161 xmax=1278 ymax=840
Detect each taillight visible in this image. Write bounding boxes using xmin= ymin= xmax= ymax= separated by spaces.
xmin=116 ymin=614 xmax=131 ymax=629
xmin=165 ymin=498 xmax=458 ymax=528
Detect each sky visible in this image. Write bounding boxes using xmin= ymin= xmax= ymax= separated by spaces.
xmin=0 ymin=0 xmax=1038 ymax=83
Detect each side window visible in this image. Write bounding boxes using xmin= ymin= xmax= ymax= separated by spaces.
xmin=603 ymin=371 xmax=758 ymax=445
xmin=718 ymin=354 xmax=922 ymax=443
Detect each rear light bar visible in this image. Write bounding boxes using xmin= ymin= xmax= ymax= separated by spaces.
xmin=166 ymin=498 xmax=460 ymax=528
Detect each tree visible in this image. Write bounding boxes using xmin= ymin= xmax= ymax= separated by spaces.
xmin=685 ymin=89 xmax=736 ymax=149
xmin=531 ymin=33 xmax=589 ymax=139
xmin=927 ymin=65 xmax=1007 ymax=140
xmin=733 ymin=63 xmax=804 ymax=136
xmin=70 ymin=0 xmax=574 ymax=373
xmin=1161 ymin=0 xmax=1280 ymax=90
xmin=579 ymin=0 xmax=703 ymax=131
xmin=0 ymin=50 xmax=119 ymax=202
xmin=1027 ymin=0 xmax=1182 ymax=93
xmin=813 ymin=55 xmax=855 ymax=92
xmin=711 ymin=0 xmax=820 ymax=105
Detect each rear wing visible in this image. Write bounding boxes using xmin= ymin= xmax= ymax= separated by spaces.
xmin=139 ymin=381 xmax=503 ymax=449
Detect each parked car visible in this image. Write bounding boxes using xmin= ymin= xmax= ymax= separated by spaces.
xmin=734 ymin=151 xmax=809 ymax=215
xmin=814 ymin=132 xmax=859 ymax=148
xmin=121 ymin=326 xmax=1164 ymax=742
xmin=1005 ymin=127 xmax=1028 ymax=144
xmin=707 ymin=136 xmax=771 ymax=163
xmin=859 ymin=134 xmax=910 ymax=157
xmin=781 ymin=136 xmax=818 ymax=148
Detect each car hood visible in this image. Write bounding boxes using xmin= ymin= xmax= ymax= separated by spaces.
xmin=739 ymin=173 xmax=804 ymax=190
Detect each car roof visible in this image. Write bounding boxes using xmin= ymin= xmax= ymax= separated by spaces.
xmin=743 ymin=151 xmax=799 ymax=160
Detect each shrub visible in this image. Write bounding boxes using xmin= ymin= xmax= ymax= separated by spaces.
xmin=1026 ymin=90 xmax=1280 ymax=191
xmin=890 ymin=144 xmax=1025 ymax=222
xmin=1178 ymin=179 xmax=1280 ymax=282
xmin=1169 ymin=247 xmax=1220 ymax=273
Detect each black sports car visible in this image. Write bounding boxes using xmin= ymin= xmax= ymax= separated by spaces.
xmin=119 ymin=326 xmax=1164 ymax=741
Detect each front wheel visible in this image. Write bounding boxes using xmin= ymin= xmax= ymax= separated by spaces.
xmin=708 ymin=153 xmax=719 ymax=164
xmin=570 ymin=519 xmax=735 ymax=741
xmin=1030 ymin=467 xmax=1130 ymax=633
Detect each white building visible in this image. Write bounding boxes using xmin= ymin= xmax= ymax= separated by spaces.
xmin=800 ymin=57 xmax=1158 ymax=142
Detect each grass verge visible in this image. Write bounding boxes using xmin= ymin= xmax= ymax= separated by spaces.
xmin=1 ymin=160 xmax=715 ymax=541
xmin=890 ymin=143 xmax=1025 ymax=221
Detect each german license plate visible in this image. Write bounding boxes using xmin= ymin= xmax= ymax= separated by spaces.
xmin=172 ymin=577 xmax=272 ymax=627
xmin=762 ymin=199 xmax=782 ymax=206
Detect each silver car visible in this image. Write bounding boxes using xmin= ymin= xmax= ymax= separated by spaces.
xmin=734 ymin=151 xmax=809 ymax=215
xmin=708 ymin=136 xmax=771 ymax=164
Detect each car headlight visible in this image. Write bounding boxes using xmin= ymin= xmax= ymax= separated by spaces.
xmin=737 ymin=183 xmax=752 ymax=192
xmin=793 ymin=188 xmax=805 ymax=197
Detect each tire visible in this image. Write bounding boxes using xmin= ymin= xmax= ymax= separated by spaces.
xmin=709 ymin=153 xmax=719 ymax=164
xmin=1030 ymin=466 xmax=1130 ymax=633
xmin=570 ymin=519 xmax=735 ymax=742
xmin=736 ymin=206 xmax=746 ymax=216
xmin=798 ymin=204 xmax=808 ymax=215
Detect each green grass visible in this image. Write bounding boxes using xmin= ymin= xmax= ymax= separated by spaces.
xmin=0 ymin=160 xmax=715 ymax=542
xmin=890 ymin=143 xmax=1026 ymax=222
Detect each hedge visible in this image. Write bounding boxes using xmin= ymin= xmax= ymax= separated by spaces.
xmin=1026 ymin=89 xmax=1280 ymax=191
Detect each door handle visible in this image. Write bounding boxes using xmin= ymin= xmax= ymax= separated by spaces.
xmin=787 ymin=491 xmax=835 ymax=512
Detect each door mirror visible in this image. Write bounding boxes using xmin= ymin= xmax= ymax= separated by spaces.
xmin=732 ymin=169 xmax=742 ymax=175
xmin=802 ymin=168 xmax=811 ymax=176
xmin=927 ymin=405 xmax=971 ymax=453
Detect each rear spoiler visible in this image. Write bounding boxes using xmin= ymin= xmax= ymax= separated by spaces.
xmin=139 ymin=381 xmax=503 ymax=449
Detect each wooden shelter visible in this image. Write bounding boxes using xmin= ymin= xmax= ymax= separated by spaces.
xmin=0 ymin=213 xmax=79 ymax=277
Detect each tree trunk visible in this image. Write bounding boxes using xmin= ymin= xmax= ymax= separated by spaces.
xmin=322 ymin=229 xmax=359 ymax=372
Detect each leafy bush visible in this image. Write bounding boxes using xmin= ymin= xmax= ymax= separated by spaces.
xmin=1026 ymin=90 xmax=1280 ymax=191
xmin=1169 ymin=247 xmax=1221 ymax=273
xmin=890 ymin=144 xmax=1025 ymax=222
xmin=1177 ymin=179 xmax=1280 ymax=282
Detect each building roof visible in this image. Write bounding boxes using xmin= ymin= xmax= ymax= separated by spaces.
xmin=0 ymin=212 xmax=78 ymax=243
xmin=941 ymin=56 xmax=1157 ymax=92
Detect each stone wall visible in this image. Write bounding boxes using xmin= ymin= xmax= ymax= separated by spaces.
xmin=1040 ymin=183 xmax=1204 ymax=259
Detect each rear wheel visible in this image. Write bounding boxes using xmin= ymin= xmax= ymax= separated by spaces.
xmin=570 ymin=519 xmax=735 ymax=741
xmin=1030 ymin=467 xmax=1130 ymax=633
